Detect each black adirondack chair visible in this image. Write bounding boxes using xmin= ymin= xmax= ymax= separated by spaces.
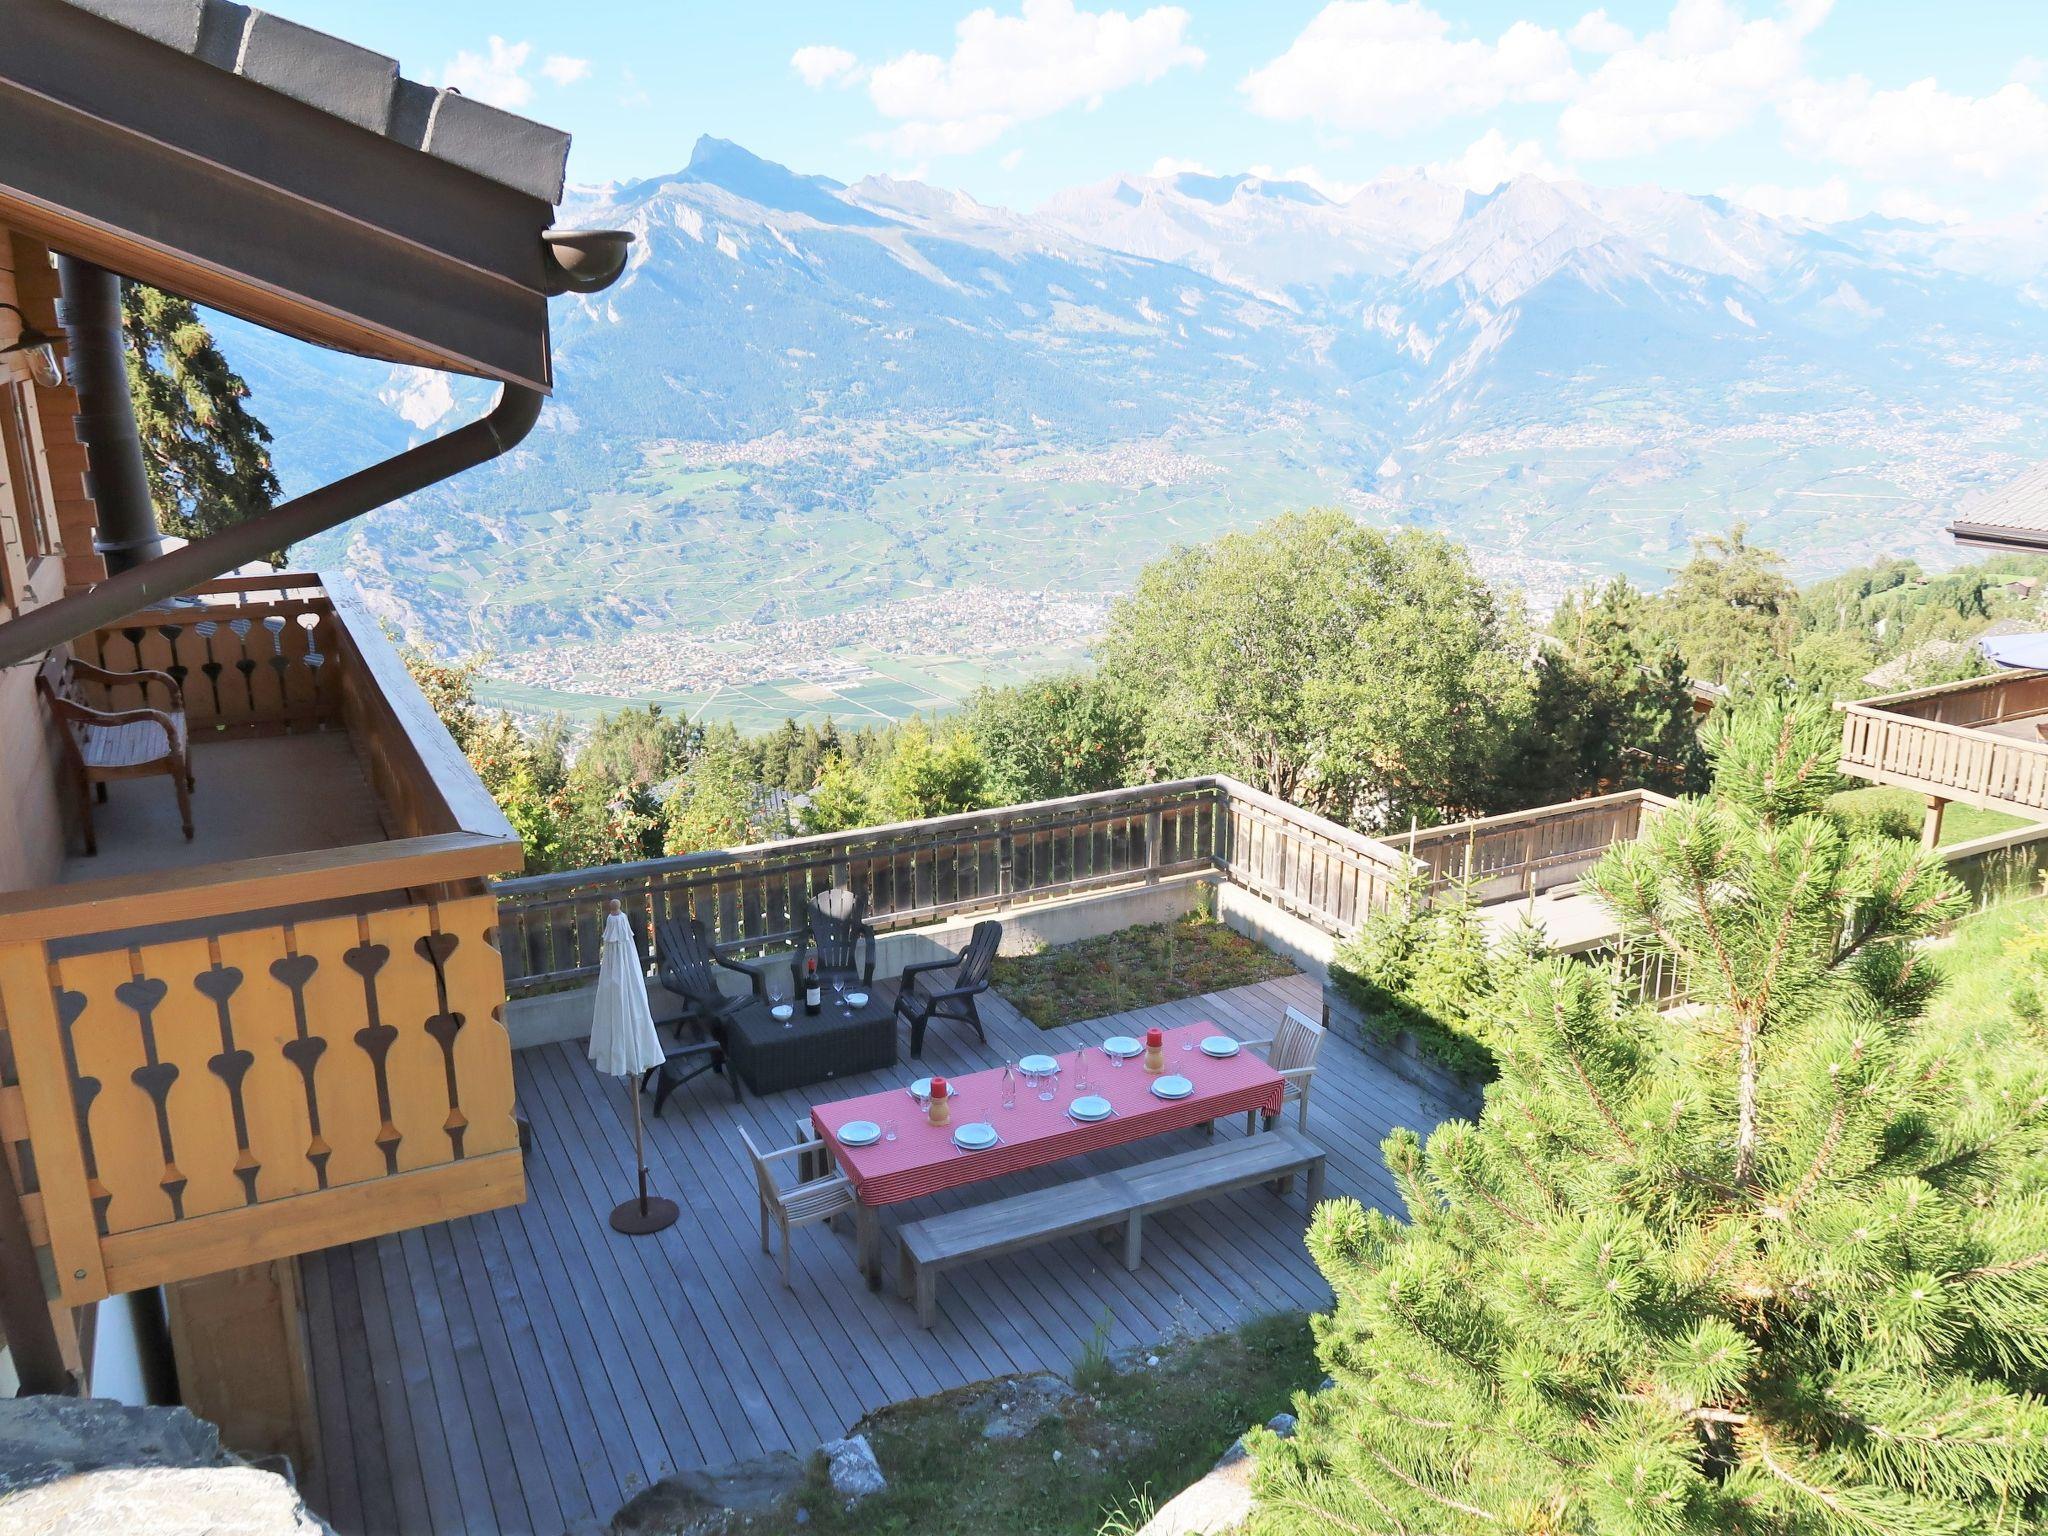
xmin=645 ymin=914 xmax=765 ymax=1111
xmin=893 ymin=920 xmax=1001 ymax=1058
xmin=798 ymin=886 xmax=876 ymax=990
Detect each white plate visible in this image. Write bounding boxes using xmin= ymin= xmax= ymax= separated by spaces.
xmin=846 ymin=991 xmax=870 ymax=1007
xmin=953 ymin=1122 xmax=998 ymax=1150
xmin=1101 ymin=1036 xmax=1142 ymax=1058
xmin=1068 ymin=1095 xmax=1113 ymax=1122
xmin=908 ymin=1076 xmax=947 ymax=1100
xmin=1200 ymin=1036 xmax=1240 ymax=1058
xmin=1018 ymin=1053 xmax=1060 ymax=1075
xmin=769 ymin=1004 xmax=795 ymax=1020
xmin=1151 ymin=1075 xmax=1194 ymax=1100
xmin=838 ymin=1120 xmax=881 ymax=1147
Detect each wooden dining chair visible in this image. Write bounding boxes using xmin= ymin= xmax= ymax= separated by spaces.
xmin=1241 ymin=1004 xmax=1326 ymax=1133
xmin=738 ymin=1125 xmax=856 ymax=1289
xmin=37 ymin=653 xmax=194 ymax=854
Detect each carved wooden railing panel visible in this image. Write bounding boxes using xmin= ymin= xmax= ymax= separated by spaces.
xmin=1841 ymin=671 xmax=2048 ymax=817
xmin=71 ymin=574 xmax=341 ymax=735
xmin=0 ymin=893 xmax=519 ymax=1303
xmin=1214 ymin=779 xmax=1417 ymax=938
xmin=1403 ymin=789 xmax=1675 ymax=901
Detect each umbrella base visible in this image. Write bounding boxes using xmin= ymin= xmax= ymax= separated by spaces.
xmin=610 ymin=1195 xmax=679 ymax=1235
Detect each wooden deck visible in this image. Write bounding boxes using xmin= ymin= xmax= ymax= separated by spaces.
xmin=297 ymin=972 xmax=1459 ymax=1536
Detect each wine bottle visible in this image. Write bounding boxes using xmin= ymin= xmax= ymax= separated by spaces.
xmin=803 ymin=956 xmax=821 ymax=1016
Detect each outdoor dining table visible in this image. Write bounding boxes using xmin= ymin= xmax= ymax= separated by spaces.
xmin=811 ymin=1020 xmax=1286 ymax=1286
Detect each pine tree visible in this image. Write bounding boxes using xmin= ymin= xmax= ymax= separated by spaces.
xmin=1252 ymin=695 xmax=2048 ymax=1535
xmin=122 ymin=282 xmax=280 ymax=546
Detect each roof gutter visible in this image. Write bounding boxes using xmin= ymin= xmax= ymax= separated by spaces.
xmin=0 ymin=380 xmax=543 ymax=670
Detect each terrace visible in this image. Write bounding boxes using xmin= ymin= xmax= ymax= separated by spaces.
xmin=0 ymin=570 xmax=525 ymax=1311
xmin=283 ymin=779 xmax=1660 ymax=1534
xmin=1840 ymin=671 xmax=2048 ymax=832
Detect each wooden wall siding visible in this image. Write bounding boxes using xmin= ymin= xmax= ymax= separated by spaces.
xmin=1403 ymin=789 xmax=1674 ymax=902
xmin=6 ymin=232 xmax=100 ymax=595
xmin=1840 ymin=672 xmax=2048 ymax=817
xmin=0 ymin=892 xmax=520 ymax=1303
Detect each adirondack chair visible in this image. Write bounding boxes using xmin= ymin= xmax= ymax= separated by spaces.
xmin=646 ymin=914 xmax=765 ymax=1110
xmin=893 ymin=920 xmax=1001 ymax=1058
xmin=1240 ymin=1004 xmax=1325 ymax=1133
xmin=798 ymin=885 xmax=876 ymax=990
xmin=738 ymin=1126 xmax=855 ymax=1289
xmin=37 ymin=653 xmax=194 ymax=854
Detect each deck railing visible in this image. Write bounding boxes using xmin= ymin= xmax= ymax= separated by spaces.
xmin=1401 ymin=789 xmax=1676 ymax=902
xmin=1841 ymin=672 xmax=2048 ymax=817
xmin=0 ymin=571 xmax=524 ymax=1306
xmin=494 ymin=776 xmax=1428 ymax=994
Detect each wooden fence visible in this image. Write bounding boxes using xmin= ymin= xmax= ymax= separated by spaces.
xmin=494 ymin=777 xmax=1428 ymax=994
xmin=1840 ymin=671 xmax=2048 ymax=818
xmin=1401 ymin=789 xmax=1675 ymax=902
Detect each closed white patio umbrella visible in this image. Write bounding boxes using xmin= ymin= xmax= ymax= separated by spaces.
xmin=591 ymin=899 xmax=678 ymax=1235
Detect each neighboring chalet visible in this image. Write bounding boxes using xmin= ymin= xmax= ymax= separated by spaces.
xmin=1838 ymin=467 xmax=2048 ymax=840
xmin=0 ymin=0 xmax=625 ymax=1471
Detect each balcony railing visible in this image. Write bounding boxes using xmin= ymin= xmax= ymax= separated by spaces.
xmin=0 ymin=571 xmax=524 ymax=1306
xmin=497 ymin=776 xmax=1443 ymax=996
xmin=1402 ymin=788 xmax=1676 ymax=901
xmin=1840 ymin=672 xmax=2048 ymax=818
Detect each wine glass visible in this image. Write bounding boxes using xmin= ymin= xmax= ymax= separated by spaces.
xmin=833 ymin=975 xmax=848 ymax=1013
xmin=768 ymin=978 xmax=789 ymax=1029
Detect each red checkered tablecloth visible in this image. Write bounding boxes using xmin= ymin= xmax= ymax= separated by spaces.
xmin=811 ymin=1021 xmax=1284 ymax=1206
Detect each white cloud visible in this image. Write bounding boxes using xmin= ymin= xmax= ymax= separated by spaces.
xmin=1720 ymin=176 xmax=1854 ymax=223
xmin=1149 ymin=156 xmax=1214 ymax=178
xmin=1559 ymin=0 xmax=1831 ymax=160
xmin=541 ymin=54 xmax=590 ymax=86
xmin=1250 ymin=163 xmax=1365 ymax=200
xmin=1241 ymin=1 xmax=1576 ymax=135
xmin=1429 ymin=129 xmax=1563 ymax=193
xmin=1569 ymin=9 xmax=1633 ymax=53
xmin=1781 ymin=76 xmax=2048 ymax=189
xmin=792 ymin=45 xmax=860 ymax=89
xmin=441 ymin=36 xmax=535 ymax=110
xmin=1000 ymin=148 xmax=1026 ymax=170
xmin=1873 ymin=188 xmax=1970 ymax=225
xmin=867 ymin=0 xmax=1203 ymax=157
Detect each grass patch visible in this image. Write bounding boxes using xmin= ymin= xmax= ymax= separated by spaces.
xmin=779 ymin=1312 xmax=1318 ymax=1536
xmin=992 ymin=915 xmax=1297 ymax=1031
xmin=1826 ymin=785 xmax=2033 ymax=845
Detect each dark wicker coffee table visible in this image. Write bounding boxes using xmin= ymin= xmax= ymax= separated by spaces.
xmin=720 ymin=993 xmax=897 ymax=1096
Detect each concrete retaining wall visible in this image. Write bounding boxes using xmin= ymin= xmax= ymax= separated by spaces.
xmin=1214 ymin=883 xmax=1336 ymax=987
xmin=1319 ymin=987 xmax=1488 ymax=1119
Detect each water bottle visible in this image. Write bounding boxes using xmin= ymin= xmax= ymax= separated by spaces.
xmin=1001 ymin=1064 xmax=1017 ymax=1109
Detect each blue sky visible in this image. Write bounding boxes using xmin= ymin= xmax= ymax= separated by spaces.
xmin=266 ymin=1 xmax=2048 ymax=222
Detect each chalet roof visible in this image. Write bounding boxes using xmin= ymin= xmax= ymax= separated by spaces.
xmin=1 ymin=0 xmax=593 ymax=388
xmin=1951 ymin=465 xmax=2048 ymax=553
xmin=65 ymin=0 xmax=570 ymax=203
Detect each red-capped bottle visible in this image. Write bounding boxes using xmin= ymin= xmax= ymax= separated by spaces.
xmin=803 ymin=956 xmax=821 ymax=1016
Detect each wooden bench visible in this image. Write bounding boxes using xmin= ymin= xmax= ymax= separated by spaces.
xmin=36 ymin=653 xmax=194 ymax=854
xmin=894 ymin=1127 xmax=1326 ymax=1328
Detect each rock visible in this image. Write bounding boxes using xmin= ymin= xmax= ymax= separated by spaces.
xmin=610 ymin=1453 xmax=804 ymax=1535
xmin=965 ymin=1373 xmax=1079 ymax=1441
xmin=1265 ymin=1413 xmax=1296 ymax=1437
xmin=1051 ymin=1450 xmax=1062 ymax=1464
xmin=1134 ymin=1441 xmax=1254 ymax=1536
xmin=0 ymin=1396 xmax=331 ymax=1535
xmin=821 ymin=1435 xmax=885 ymax=1503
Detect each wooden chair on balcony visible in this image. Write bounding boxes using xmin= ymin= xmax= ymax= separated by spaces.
xmin=36 ymin=653 xmax=194 ymax=855
xmin=893 ymin=920 xmax=1002 ymax=1058
xmin=738 ymin=1126 xmax=856 ymax=1289
xmin=647 ymin=914 xmax=764 ymax=1111
xmin=800 ymin=885 xmax=877 ymax=990
xmin=1240 ymin=1004 xmax=1326 ymax=1134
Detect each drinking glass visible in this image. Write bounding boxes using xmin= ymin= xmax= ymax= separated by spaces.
xmin=1037 ymin=1066 xmax=1056 ymax=1103
xmin=769 ymin=980 xmax=790 ymax=1029
xmin=1109 ymin=1046 xmax=1124 ymax=1070
xmin=1183 ymin=1030 xmax=1196 ymax=1052
xmin=882 ymin=1119 xmax=898 ymax=1142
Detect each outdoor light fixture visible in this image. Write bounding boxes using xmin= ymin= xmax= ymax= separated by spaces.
xmin=0 ymin=301 xmax=63 ymax=389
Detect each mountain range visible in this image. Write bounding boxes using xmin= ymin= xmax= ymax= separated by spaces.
xmin=213 ymin=137 xmax=2048 ymax=724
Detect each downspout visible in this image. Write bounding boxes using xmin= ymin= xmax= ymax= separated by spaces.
xmin=0 ymin=382 xmax=543 ymax=670
xmin=55 ymin=256 xmax=163 ymax=574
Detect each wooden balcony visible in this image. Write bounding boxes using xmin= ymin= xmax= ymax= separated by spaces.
xmin=0 ymin=572 xmax=524 ymax=1306
xmin=1840 ymin=672 xmax=2048 ymax=819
